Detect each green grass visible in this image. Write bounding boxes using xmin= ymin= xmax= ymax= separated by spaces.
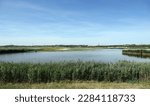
xmin=0 ymin=48 xmax=33 ymax=54
xmin=0 ymin=61 xmax=150 ymax=83
xmin=0 ymin=46 xmax=97 ymax=54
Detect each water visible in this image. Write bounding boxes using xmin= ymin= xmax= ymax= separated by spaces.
xmin=0 ymin=49 xmax=150 ymax=63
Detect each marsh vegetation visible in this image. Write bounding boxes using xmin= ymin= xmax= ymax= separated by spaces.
xmin=0 ymin=45 xmax=150 ymax=88
xmin=122 ymin=49 xmax=150 ymax=58
xmin=0 ymin=61 xmax=149 ymax=83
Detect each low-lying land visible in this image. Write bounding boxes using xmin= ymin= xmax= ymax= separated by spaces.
xmin=122 ymin=49 xmax=150 ymax=58
xmin=0 ymin=45 xmax=150 ymax=88
xmin=1 ymin=44 xmax=150 ymax=53
xmin=0 ymin=46 xmax=97 ymax=54
xmin=0 ymin=61 xmax=150 ymax=88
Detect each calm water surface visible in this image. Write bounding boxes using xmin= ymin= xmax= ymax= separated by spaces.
xmin=0 ymin=49 xmax=150 ymax=63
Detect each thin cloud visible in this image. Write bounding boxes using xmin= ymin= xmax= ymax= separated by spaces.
xmin=0 ymin=0 xmax=150 ymax=45
xmin=1 ymin=0 xmax=47 ymax=12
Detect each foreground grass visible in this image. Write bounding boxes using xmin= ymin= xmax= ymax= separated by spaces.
xmin=0 ymin=81 xmax=150 ymax=89
xmin=0 ymin=61 xmax=150 ymax=83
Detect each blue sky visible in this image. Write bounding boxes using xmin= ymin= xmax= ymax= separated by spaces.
xmin=0 ymin=0 xmax=150 ymax=45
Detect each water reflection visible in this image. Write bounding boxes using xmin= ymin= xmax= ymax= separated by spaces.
xmin=0 ymin=49 xmax=150 ymax=63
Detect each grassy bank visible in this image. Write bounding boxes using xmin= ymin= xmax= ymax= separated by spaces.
xmin=0 ymin=61 xmax=150 ymax=83
xmin=0 ymin=49 xmax=34 ymax=54
xmin=0 ymin=46 xmax=96 ymax=54
xmin=0 ymin=46 xmax=66 ymax=54
xmin=122 ymin=49 xmax=150 ymax=58
xmin=1 ymin=81 xmax=150 ymax=89
xmin=1 ymin=45 xmax=150 ymax=54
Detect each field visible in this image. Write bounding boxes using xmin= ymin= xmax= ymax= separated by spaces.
xmin=0 ymin=61 xmax=150 ymax=88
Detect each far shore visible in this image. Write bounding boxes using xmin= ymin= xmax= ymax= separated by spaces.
xmin=0 ymin=44 xmax=150 ymax=54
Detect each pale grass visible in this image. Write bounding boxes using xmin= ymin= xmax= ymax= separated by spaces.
xmin=0 ymin=81 xmax=150 ymax=89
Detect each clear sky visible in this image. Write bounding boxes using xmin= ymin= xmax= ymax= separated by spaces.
xmin=0 ymin=0 xmax=150 ymax=45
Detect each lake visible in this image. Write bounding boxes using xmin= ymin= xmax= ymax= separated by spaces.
xmin=0 ymin=49 xmax=150 ymax=63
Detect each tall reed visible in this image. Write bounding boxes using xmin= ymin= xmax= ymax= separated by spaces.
xmin=0 ymin=61 xmax=149 ymax=83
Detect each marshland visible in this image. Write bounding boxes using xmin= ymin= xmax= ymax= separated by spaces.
xmin=122 ymin=49 xmax=150 ymax=58
xmin=0 ymin=45 xmax=150 ymax=88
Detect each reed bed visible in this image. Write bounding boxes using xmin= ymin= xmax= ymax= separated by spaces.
xmin=0 ymin=61 xmax=150 ymax=83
